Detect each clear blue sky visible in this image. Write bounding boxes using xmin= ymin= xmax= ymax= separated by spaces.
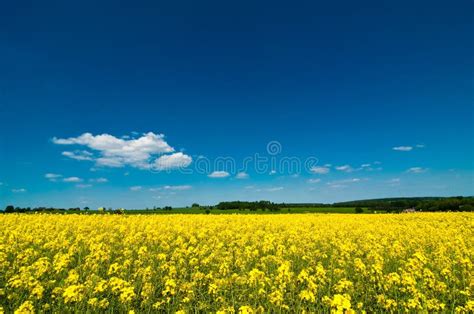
xmin=1 ymin=0 xmax=473 ymax=208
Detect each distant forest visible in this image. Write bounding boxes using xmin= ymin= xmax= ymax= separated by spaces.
xmin=3 ymin=196 xmax=473 ymax=213
xmin=217 ymin=197 xmax=474 ymax=212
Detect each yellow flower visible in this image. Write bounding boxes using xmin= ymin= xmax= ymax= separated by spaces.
xmin=14 ymin=301 xmax=34 ymax=314
xmin=63 ymin=284 xmax=85 ymax=303
xmin=238 ymin=305 xmax=254 ymax=314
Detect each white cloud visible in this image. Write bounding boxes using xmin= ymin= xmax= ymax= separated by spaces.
xmin=53 ymin=132 xmax=190 ymax=170
xmin=89 ymin=177 xmax=108 ymax=183
xmin=328 ymin=184 xmax=346 ymax=189
xmin=307 ymin=178 xmax=321 ymax=183
xmin=153 ymin=152 xmax=192 ymax=170
xmin=163 ymin=185 xmax=192 ymax=191
xmin=236 ymin=172 xmax=249 ymax=179
xmin=335 ymin=165 xmax=354 ymax=172
xmin=343 ymin=178 xmax=361 ymax=183
xmin=208 ymin=171 xmax=230 ymax=178
xmin=62 ymin=150 xmax=93 ymax=161
xmin=269 ymin=170 xmax=277 ymax=175
xmin=130 ymin=186 xmax=142 ymax=191
xmin=393 ymin=146 xmax=413 ymax=151
xmin=76 ymin=184 xmax=92 ymax=188
xmin=310 ymin=166 xmax=330 ymax=174
xmin=328 ymin=178 xmax=362 ymax=186
xmin=361 ymin=163 xmax=371 ymax=168
xmin=45 ymin=173 xmax=62 ymax=182
xmin=63 ymin=177 xmax=82 ymax=183
xmin=12 ymin=188 xmax=26 ymax=193
xmin=406 ymin=167 xmax=428 ymax=174
xmin=256 ymin=186 xmax=284 ymax=192
xmin=388 ymin=178 xmax=401 ymax=185
xmin=416 ymin=144 xmax=425 ymax=148
xmin=267 ymin=187 xmax=284 ymax=192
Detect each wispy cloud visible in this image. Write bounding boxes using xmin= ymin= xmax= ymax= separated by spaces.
xmin=89 ymin=177 xmax=108 ymax=183
xmin=307 ymin=178 xmax=321 ymax=183
xmin=130 ymin=186 xmax=143 ymax=191
xmin=63 ymin=177 xmax=83 ymax=183
xmin=406 ymin=167 xmax=428 ymax=173
xmin=62 ymin=150 xmax=94 ymax=161
xmin=327 ymin=184 xmax=346 ymax=189
xmin=208 ymin=171 xmax=230 ymax=178
xmin=416 ymin=144 xmax=425 ymax=148
xmin=256 ymin=186 xmax=284 ymax=192
xmin=335 ymin=164 xmax=354 ymax=172
xmin=76 ymin=184 xmax=92 ymax=188
xmin=45 ymin=173 xmax=62 ymax=182
xmin=12 ymin=188 xmax=27 ymax=193
xmin=163 ymin=185 xmax=192 ymax=191
xmin=393 ymin=146 xmax=413 ymax=151
xmin=388 ymin=178 xmax=401 ymax=186
xmin=236 ymin=172 xmax=249 ymax=179
xmin=310 ymin=166 xmax=330 ymax=174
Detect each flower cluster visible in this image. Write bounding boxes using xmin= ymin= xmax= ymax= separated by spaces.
xmin=0 ymin=213 xmax=472 ymax=313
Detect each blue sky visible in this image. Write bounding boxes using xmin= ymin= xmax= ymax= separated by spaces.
xmin=1 ymin=0 xmax=473 ymax=208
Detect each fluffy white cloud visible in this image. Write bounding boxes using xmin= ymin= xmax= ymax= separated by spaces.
xmin=335 ymin=165 xmax=354 ymax=172
xmin=307 ymin=178 xmax=321 ymax=183
xmin=310 ymin=166 xmax=330 ymax=174
xmin=130 ymin=186 xmax=142 ymax=191
xmin=208 ymin=171 xmax=230 ymax=178
xmin=406 ymin=167 xmax=428 ymax=173
xmin=236 ymin=172 xmax=249 ymax=179
xmin=153 ymin=152 xmax=192 ymax=170
xmin=12 ymin=188 xmax=27 ymax=193
xmin=63 ymin=177 xmax=82 ymax=182
xmin=53 ymin=132 xmax=191 ymax=171
xmin=45 ymin=173 xmax=62 ymax=182
xmin=163 ymin=185 xmax=192 ymax=191
xmin=393 ymin=146 xmax=413 ymax=151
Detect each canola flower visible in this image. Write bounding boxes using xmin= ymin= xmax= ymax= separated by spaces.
xmin=0 ymin=213 xmax=472 ymax=313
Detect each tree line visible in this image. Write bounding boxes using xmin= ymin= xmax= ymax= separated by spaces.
xmin=2 ymin=196 xmax=473 ymax=213
xmin=332 ymin=196 xmax=474 ymax=212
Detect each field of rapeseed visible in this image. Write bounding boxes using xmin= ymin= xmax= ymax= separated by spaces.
xmin=0 ymin=213 xmax=472 ymax=313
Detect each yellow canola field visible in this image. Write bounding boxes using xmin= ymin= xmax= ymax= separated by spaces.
xmin=0 ymin=213 xmax=473 ymax=313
